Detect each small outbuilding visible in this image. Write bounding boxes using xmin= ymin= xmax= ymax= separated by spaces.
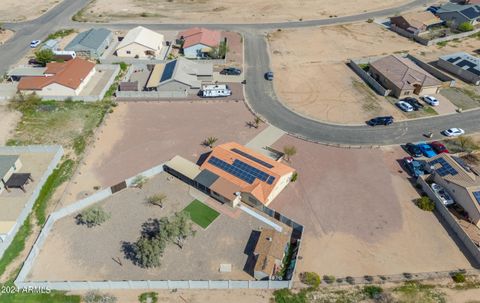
xmin=0 ymin=155 xmax=22 ymax=194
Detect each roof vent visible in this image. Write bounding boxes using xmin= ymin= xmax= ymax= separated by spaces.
xmin=267 ymin=237 xmax=273 ymax=242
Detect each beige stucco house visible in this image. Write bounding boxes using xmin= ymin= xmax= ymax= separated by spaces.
xmin=115 ymin=26 xmax=164 ymax=58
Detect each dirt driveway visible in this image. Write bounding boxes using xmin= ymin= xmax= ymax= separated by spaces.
xmin=269 ymin=136 xmax=473 ymax=278
xmin=60 ymin=101 xmax=263 ymax=206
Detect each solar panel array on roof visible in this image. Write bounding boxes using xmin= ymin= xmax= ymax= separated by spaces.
xmin=461 ymin=6 xmax=480 ymax=19
xmin=208 ymin=156 xmax=276 ymax=185
xmin=447 ymin=56 xmax=461 ymax=63
xmin=160 ymin=60 xmax=177 ymax=83
xmin=452 ymin=156 xmax=471 ymax=171
xmin=231 ymin=148 xmax=274 ymax=169
xmin=428 ymin=158 xmax=458 ymax=177
xmin=474 ymin=191 xmax=480 ymax=204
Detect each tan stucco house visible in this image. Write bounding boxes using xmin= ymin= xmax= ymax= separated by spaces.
xmin=115 ymin=26 xmax=164 ymax=58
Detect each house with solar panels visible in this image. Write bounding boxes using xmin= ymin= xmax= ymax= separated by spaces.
xmin=426 ymin=153 xmax=480 ymax=227
xmin=164 ymin=142 xmax=295 ymax=208
xmin=145 ymin=58 xmax=213 ymax=94
xmin=438 ymin=52 xmax=480 ymax=85
xmin=436 ymin=3 xmax=480 ymax=27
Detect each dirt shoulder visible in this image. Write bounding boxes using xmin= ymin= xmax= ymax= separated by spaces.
xmin=79 ymin=0 xmax=410 ymax=23
xmin=0 ymin=0 xmax=62 ymax=22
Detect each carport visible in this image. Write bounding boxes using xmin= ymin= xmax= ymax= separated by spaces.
xmin=5 ymin=173 xmax=33 ymax=193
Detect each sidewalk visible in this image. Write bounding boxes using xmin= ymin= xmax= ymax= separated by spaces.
xmin=246 ymin=125 xmax=285 ymax=158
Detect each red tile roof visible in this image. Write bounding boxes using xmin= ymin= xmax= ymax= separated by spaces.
xmin=200 ymin=142 xmax=295 ymax=205
xmin=178 ymin=27 xmax=222 ymax=49
xmin=18 ymin=58 xmax=95 ymax=91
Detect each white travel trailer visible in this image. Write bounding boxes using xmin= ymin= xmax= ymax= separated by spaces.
xmin=201 ymin=84 xmax=232 ymax=98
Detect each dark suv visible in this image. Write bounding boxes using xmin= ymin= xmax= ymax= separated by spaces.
xmin=402 ymin=97 xmax=423 ymax=111
xmin=367 ymin=116 xmax=394 ymax=126
xmin=220 ymin=67 xmax=242 ymax=75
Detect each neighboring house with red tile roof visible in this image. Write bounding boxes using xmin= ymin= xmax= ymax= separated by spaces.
xmin=164 ymin=142 xmax=295 ymax=207
xmin=17 ymin=58 xmax=95 ymax=97
xmin=369 ymin=55 xmax=443 ymax=98
xmin=178 ymin=27 xmax=222 ymax=59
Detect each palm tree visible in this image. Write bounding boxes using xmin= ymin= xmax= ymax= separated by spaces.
xmin=204 ymin=136 xmax=218 ymax=148
xmin=283 ymin=145 xmax=297 ymax=162
xmin=253 ymin=116 xmax=263 ymax=129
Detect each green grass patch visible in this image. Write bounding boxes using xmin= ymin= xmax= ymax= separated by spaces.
xmin=273 ymin=288 xmax=308 ymax=303
xmin=46 ymin=29 xmax=75 ymax=41
xmin=183 ymin=200 xmax=219 ymax=229
xmin=0 ymin=290 xmax=81 ymax=303
xmin=8 ymin=96 xmax=109 ymax=153
xmin=34 ymin=159 xmax=75 ymax=226
xmin=394 ymin=281 xmax=446 ymax=303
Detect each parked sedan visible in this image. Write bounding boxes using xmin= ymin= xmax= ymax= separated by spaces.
xmin=402 ymin=97 xmax=423 ymax=111
xmin=431 ymin=183 xmax=454 ymax=206
xmin=422 ymin=95 xmax=439 ymax=106
xmin=405 ymin=143 xmax=422 ymax=157
xmin=396 ymin=100 xmax=414 ymax=112
xmin=429 ymin=141 xmax=449 ymax=154
xmin=417 ymin=142 xmax=437 ymax=158
xmin=443 ymin=128 xmax=465 ymax=137
xmin=367 ymin=116 xmax=394 ymax=126
xmin=30 ymin=40 xmax=41 ymax=48
xmin=265 ymin=71 xmax=274 ymax=81
xmin=220 ymin=67 xmax=242 ymax=75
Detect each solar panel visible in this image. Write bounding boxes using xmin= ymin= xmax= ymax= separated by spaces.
xmin=160 ymin=60 xmax=177 ymax=82
xmin=461 ymin=7 xmax=480 ymax=20
xmin=207 ymin=156 xmax=275 ymax=185
xmin=474 ymin=191 xmax=480 ymax=204
xmin=231 ymin=148 xmax=274 ymax=168
xmin=428 ymin=158 xmax=458 ymax=176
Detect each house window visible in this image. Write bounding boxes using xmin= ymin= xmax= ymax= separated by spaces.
xmin=126 ymin=50 xmax=131 ymax=54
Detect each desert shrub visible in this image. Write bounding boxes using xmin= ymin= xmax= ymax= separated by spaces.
xmin=138 ymin=292 xmax=158 ymax=303
xmin=291 ymin=172 xmax=298 ymax=182
xmin=273 ymin=288 xmax=308 ymax=303
xmin=458 ymin=22 xmax=474 ymax=32
xmin=76 ymin=206 xmax=110 ymax=227
xmin=415 ymin=196 xmax=435 ymax=211
xmin=131 ymin=175 xmax=147 ymax=188
xmin=451 ymin=272 xmax=466 ymax=283
xmin=364 ymin=275 xmax=374 ymax=283
xmin=346 ymin=276 xmax=355 ymax=285
xmin=363 ymin=285 xmax=383 ymax=299
xmin=323 ymin=275 xmax=336 ymax=284
xmin=84 ymin=291 xmax=117 ymax=303
xmin=403 ymin=272 xmax=413 ymax=279
xmin=300 ymin=272 xmax=320 ymax=288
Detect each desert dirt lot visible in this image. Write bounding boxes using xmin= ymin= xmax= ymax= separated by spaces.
xmin=60 ymin=101 xmax=263 ymax=206
xmin=269 ymin=22 xmax=480 ymax=124
xmin=80 ymin=0 xmax=409 ymax=23
xmin=0 ymin=0 xmax=61 ymax=22
xmin=29 ymin=172 xmax=290 ymax=281
xmin=270 ymin=136 xmax=474 ymax=278
xmin=0 ymin=106 xmax=21 ymax=145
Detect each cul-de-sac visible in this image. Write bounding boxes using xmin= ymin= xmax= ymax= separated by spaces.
xmin=2 ymin=0 xmax=480 ymax=302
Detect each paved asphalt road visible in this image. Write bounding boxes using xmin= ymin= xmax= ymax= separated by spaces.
xmin=2 ymin=0 xmax=479 ymax=145
xmin=244 ymin=33 xmax=480 ymax=145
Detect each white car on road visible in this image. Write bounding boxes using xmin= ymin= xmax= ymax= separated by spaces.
xmin=443 ymin=128 xmax=465 ymax=137
xmin=431 ymin=183 xmax=454 ymax=206
xmin=30 ymin=40 xmax=41 ymax=48
xmin=422 ymin=95 xmax=439 ymax=106
xmin=396 ymin=100 xmax=414 ymax=112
